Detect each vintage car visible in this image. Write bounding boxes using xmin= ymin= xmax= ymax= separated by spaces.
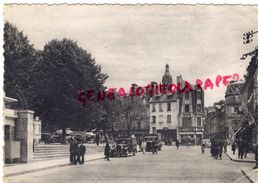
xmin=144 ymin=134 xmax=162 ymax=152
xmin=110 ymin=136 xmax=137 ymax=157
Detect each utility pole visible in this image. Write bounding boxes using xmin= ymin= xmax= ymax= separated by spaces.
xmin=241 ymin=29 xmax=258 ymax=169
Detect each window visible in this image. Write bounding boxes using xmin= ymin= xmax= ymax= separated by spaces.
xmin=185 ymin=105 xmax=190 ymax=113
xmin=152 ymin=104 xmax=156 ymax=112
xmin=167 ymin=103 xmax=171 ymax=111
xmin=185 ymin=92 xmax=190 ymax=100
xmin=159 ymin=115 xmax=163 ymax=123
xmin=152 ymin=116 xmax=156 ymax=123
xmin=152 ymin=127 xmax=156 ymax=133
xmin=159 ymin=103 xmax=163 ymax=112
xmin=197 ymin=117 xmax=202 ymax=127
xmin=182 ymin=117 xmax=192 ymax=127
xmin=197 ymin=104 xmax=202 ymax=112
xmin=167 ymin=115 xmax=171 ymax=123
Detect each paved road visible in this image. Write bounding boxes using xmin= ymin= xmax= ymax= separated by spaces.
xmin=5 ymin=146 xmax=253 ymax=183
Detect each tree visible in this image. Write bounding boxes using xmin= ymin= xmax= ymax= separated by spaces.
xmin=4 ymin=22 xmax=40 ymax=110
xmin=105 ymin=96 xmax=148 ymax=136
xmin=36 ymin=38 xmax=108 ymax=141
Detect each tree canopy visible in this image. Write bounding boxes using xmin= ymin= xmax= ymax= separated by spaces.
xmin=4 ymin=22 xmax=109 ymax=133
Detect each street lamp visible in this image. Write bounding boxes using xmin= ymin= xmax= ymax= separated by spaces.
xmin=243 ymin=30 xmax=258 ymax=44
xmin=240 ymin=47 xmax=258 ymax=60
xmin=241 ymin=29 xmax=258 ymax=60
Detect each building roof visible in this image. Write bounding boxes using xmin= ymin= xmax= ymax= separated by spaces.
xmin=149 ymin=93 xmax=177 ymax=103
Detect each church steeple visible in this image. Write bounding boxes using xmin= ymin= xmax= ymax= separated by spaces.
xmin=162 ymin=64 xmax=172 ymax=84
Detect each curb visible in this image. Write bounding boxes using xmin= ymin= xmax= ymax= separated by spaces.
xmin=224 ymin=153 xmax=256 ymax=163
xmin=241 ymin=169 xmax=255 ymax=183
xmin=5 ymin=156 xmax=104 ymax=177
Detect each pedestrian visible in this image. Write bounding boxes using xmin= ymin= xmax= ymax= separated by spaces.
xmin=96 ymin=133 xmax=100 ymax=146
xmin=69 ymin=138 xmax=75 ymax=164
xmin=210 ymin=140 xmax=214 ymax=156
xmin=243 ymin=141 xmax=249 ymax=158
xmin=238 ymin=140 xmax=244 ymax=159
xmin=73 ymin=140 xmax=79 ymax=165
xmin=79 ymin=141 xmax=86 ymax=164
xmin=253 ymin=143 xmax=258 ymax=169
xmin=152 ymin=141 xmax=157 ymax=155
xmin=141 ymin=140 xmax=146 ymax=155
xmin=175 ymin=139 xmax=180 ymax=149
xmin=223 ymin=139 xmax=228 ymax=153
xmin=231 ymin=142 xmax=236 ymax=155
xmin=104 ymin=142 xmax=111 ymax=161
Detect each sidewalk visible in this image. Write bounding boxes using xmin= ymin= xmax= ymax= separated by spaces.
xmin=241 ymin=168 xmax=258 ymax=183
xmin=225 ymin=149 xmax=256 ymax=163
xmin=4 ymin=153 xmax=104 ymax=177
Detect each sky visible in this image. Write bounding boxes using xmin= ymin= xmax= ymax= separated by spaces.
xmin=3 ymin=4 xmax=258 ymax=107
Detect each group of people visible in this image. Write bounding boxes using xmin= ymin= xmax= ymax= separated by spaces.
xmin=210 ymin=140 xmax=224 ymax=159
xmin=231 ymin=139 xmax=251 ymax=159
xmin=70 ymin=139 xmax=86 ymax=165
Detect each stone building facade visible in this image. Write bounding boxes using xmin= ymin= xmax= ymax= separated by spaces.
xmin=149 ymin=64 xmax=205 ymax=144
xmin=4 ymin=96 xmax=42 ymax=163
xmin=225 ymin=80 xmax=246 ymax=143
xmin=177 ymin=76 xmax=205 ymax=144
xmin=204 ymin=101 xmax=227 ymax=141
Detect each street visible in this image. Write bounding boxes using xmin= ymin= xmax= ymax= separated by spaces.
xmin=5 ymin=146 xmax=253 ymax=183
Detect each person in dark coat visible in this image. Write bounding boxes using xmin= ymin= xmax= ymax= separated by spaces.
xmin=253 ymin=143 xmax=258 ymax=169
xmin=79 ymin=141 xmax=86 ymax=164
xmin=96 ymin=134 xmax=100 ymax=146
xmin=70 ymin=139 xmax=75 ymax=164
xmin=231 ymin=142 xmax=236 ymax=155
xmin=104 ymin=142 xmax=111 ymax=161
xmin=238 ymin=140 xmax=244 ymax=159
xmin=152 ymin=141 xmax=157 ymax=154
xmin=73 ymin=140 xmax=79 ymax=165
xmin=175 ymin=139 xmax=180 ymax=149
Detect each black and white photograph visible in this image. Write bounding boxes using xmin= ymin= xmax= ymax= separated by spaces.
xmin=2 ymin=4 xmax=258 ymax=183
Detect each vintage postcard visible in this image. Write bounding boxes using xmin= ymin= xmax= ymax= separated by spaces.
xmin=2 ymin=4 xmax=258 ymax=183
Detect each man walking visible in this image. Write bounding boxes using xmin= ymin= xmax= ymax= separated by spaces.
xmin=79 ymin=141 xmax=86 ymax=164
xmin=238 ymin=140 xmax=244 ymax=159
xmin=231 ymin=142 xmax=236 ymax=155
xmin=175 ymin=139 xmax=180 ymax=149
xmin=105 ymin=142 xmax=111 ymax=161
xmin=73 ymin=140 xmax=79 ymax=165
xmin=69 ymin=138 xmax=75 ymax=164
xmin=96 ymin=133 xmax=100 ymax=146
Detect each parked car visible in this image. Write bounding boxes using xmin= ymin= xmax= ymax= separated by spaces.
xmin=144 ymin=134 xmax=162 ymax=152
xmin=110 ymin=136 xmax=137 ymax=157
